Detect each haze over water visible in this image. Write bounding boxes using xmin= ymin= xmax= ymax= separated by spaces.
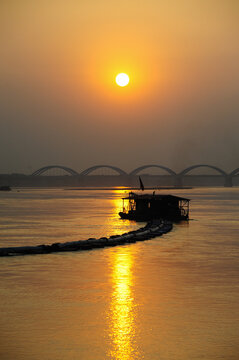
xmin=1 ymin=1 xmax=239 ymax=174
xmin=0 ymin=187 xmax=239 ymax=360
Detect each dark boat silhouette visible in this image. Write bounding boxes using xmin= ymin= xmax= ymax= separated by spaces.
xmin=119 ymin=177 xmax=190 ymax=221
xmin=119 ymin=192 xmax=190 ymax=221
xmin=0 ymin=186 xmax=11 ymax=191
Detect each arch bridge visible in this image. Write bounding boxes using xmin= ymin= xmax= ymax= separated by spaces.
xmin=130 ymin=165 xmax=176 ymax=176
xmin=32 ymin=166 xmax=80 ymax=176
xmin=31 ymin=164 xmax=239 ymax=187
xmin=80 ymin=165 xmax=127 ymax=176
xmin=177 ymin=164 xmax=229 ymax=187
xmin=179 ymin=164 xmax=227 ymax=176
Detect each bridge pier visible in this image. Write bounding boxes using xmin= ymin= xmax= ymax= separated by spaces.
xmin=174 ymin=175 xmax=183 ymax=188
xmin=224 ymin=176 xmax=233 ymax=187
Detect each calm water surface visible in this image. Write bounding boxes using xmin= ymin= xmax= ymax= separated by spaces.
xmin=0 ymin=187 xmax=239 ymax=360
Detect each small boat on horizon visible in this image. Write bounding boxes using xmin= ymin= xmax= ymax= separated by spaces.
xmin=0 ymin=185 xmax=11 ymax=191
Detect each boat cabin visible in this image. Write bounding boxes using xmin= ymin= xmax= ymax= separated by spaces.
xmin=119 ymin=192 xmax=190 ymax=221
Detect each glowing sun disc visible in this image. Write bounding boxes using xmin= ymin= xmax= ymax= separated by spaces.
xmin=116 ymin=73 xmax=130 ymax=87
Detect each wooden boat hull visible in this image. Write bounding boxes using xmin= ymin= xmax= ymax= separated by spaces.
xmin=119 ymin=211 xmax=188 ymax=222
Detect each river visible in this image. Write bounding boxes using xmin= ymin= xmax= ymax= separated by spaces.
xmin=0 ymin=187 xmax=239 ymax=360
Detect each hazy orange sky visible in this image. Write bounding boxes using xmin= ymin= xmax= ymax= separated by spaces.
xmin=0 ymin=0 xmax=238 ymax=173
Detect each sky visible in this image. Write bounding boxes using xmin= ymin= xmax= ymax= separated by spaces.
xmin=0 ymin=0 xmax=238 ymax=174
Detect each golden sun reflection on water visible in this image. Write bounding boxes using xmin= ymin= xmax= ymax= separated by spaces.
xmin=108 ymin=249 xmax=138 ymax=360
xmin=103 ymin=190 xmax=140 ymax=239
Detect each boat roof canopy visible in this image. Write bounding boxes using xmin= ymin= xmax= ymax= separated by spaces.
xmin=122 ymin=192 xmax=190 ymax=201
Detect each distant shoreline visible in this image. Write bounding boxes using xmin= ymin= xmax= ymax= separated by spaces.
xmin=64 ymin=187 xmax=193 ymax=191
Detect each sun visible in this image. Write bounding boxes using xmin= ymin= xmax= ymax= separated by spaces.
xmin=115 ymin=73 xmax=130 ymax=87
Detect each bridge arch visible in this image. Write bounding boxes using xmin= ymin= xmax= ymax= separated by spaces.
xmin=179 ymin=164 xmax=227 ymax=176
xmin=130 ymin=165 xmax=176 ymax=176
xmin=230 ymin=168 xmax=239 ymax=177
xmin=32 ymin=166 xmax=80 ymax=176
xmin=80 ymin=165 xmax=127 ymax=176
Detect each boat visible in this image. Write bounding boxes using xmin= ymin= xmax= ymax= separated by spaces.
xmin=119 ymin=191 xmax=190 ymax=221
xmin=0 ymin=185 xmax=11 ymax=191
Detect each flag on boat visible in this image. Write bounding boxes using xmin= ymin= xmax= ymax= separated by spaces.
xmin=139 ymin=176 xmax=144 ymax=191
